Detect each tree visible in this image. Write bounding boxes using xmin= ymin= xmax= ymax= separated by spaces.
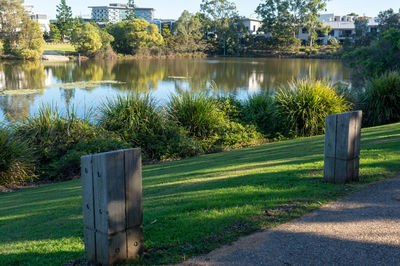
xmin=256 ymin=0 xmax=300 ymax=48
xmin=343 ymin=28 xmax=400 ymax=77
xmin=17 ymin=18 xmax=46 ymax=60
xmin=161 ymin=24 xmax=171 ymax=38
xmin=56 ymin=0 xmax=73 ymax=40
xmin=353 ymin=17 xmax=376 ymax=47
xmin=71 ymin=23 xmax=114 ymax=55
xmin=302 ymin=0 xmax=329 ymax=47
xmin=378 ymin=9 xmax=400 ymax=33
xmin=171 ymin=11 xmax=209 ymax=53
xmin=49 ymin=24 xmax=62 ymax=42
xmin=107 ymin=19 xmax=164 ymax=54
xmin=125 ymin=0 xmax=136 ymax=21
xmin=0 ymin=0 xmax=26 ymax=53
xmin=200 ymin=0 xmax=243 ymax=55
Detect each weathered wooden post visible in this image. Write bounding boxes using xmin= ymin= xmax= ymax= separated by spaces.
xmin=81 ymin=149 xmax=143 ymax=265
xmin=324 ymin=111 xmax=362 ymax=184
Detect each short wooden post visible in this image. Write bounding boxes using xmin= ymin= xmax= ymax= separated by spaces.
xmin=324 ymin=111 xmax=362 ymax=184
xmin=81 ymin=149 xmax=143 ymax=265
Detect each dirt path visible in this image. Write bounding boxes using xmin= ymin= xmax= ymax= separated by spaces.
xmin=183 ymin=176 xmax=400 ymax=265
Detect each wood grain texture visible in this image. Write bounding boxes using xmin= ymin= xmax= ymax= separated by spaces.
xmin=125 ymin=149 xmax=142 ymax=227
xmin=81 ymin=155 xmax=95 ymax=230
xmin=93 ymin=151 xmax=126 ymax=234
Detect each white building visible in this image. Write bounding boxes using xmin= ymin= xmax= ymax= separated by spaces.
xmin=241 ymin=18 xmax=263 ymax=35
xmin=23 ymin=4 xmax=50 ymax=33
xmin=298 ymin=14 xmax=379 ymax=44
xmin=30 ymin=14 xmax=50 ymax=33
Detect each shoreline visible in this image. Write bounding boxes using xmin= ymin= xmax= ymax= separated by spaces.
xmin=0 ymin=51 xmax=341 ymax=63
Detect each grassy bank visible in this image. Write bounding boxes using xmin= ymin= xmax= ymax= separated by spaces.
xmin=1 ymin=122 xmax=399 ymax=265
xmin=43 ymin=43 xmax=76 ymax=54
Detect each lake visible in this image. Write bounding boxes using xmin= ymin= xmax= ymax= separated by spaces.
xmin=0 ymin=57 xmax=351 ymax=121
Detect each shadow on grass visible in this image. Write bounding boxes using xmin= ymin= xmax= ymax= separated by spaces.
xmin=1 ymin=251 xmax=84 ymax=265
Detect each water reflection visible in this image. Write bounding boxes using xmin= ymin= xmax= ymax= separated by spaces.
xmin=0 ymin=58 xmax=351 ymax=121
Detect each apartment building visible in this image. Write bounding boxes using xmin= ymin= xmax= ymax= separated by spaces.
xmin=298 ymin=14 xmax=379 ymax=44
xmin=23 ymin=4 xmax=50 ymax=33
xmin=89 ymin=3 xmax=155 ymax=24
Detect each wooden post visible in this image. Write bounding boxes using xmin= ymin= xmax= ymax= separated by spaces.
xmin=324 ymin=111 xmax=362 ymax=184
xmin=81 ymin=149 xmax=143 ymax=265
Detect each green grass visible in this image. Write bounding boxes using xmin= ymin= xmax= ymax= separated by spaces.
xmin=1 ymin=123 xmax=400 ymax=265
xmin=43 ymin=43 xmax=76 ymax=54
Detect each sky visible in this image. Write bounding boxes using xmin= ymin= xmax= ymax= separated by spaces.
xmin=25 ymin=0 xmax=400 ymax=20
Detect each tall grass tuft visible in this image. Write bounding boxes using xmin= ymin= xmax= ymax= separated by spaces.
xmin=275 ymin=79 xmax=350 ymax=137
xmin=360 ymin=71 xmax=400 ymax=126
xmin=14 ymin=105 xmax=128 ymax=179
xmin=167 ymin=91 xmax=225 ymax=139
xmin=0 ymin=128 xmax=36 ymax=186
xmin=99 ymin=94 xmax=199 ymax=161
xmin=241 ymin=93 xmax=276 ymax=136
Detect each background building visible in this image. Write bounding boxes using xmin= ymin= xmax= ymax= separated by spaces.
xmin=89 ymin=3 xmax=155 ymax=24
xmin=240 ymin=18 xmax=263 ymax=35
xmin=23 ymin=4 xmax=50 ymax=33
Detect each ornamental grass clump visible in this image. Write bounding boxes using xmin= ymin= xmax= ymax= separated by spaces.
xmin=167 ymin=91 xmax=226 ymax=139
xmin=275 ymin=79 xmax=351 ymax=137
xmin=99 ymin=94 xmax=199 ymax=161
xmin=241 ymin=93 xmax=276 ymax=136
xmin=0 ymin=128 xmax=36 ymax=186
xmin=360 ymin=71 xmax=400 ymax=127
xmin=14 ymin=106 xmax=128 ymax=180
xmin=167 ymin=91 xmax=265 ymax=151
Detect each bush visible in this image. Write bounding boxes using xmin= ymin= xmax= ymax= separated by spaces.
xmin=167 ymin=91 xmax=265 ymax=151
xmin=99 ymin=94 xmax=199 ymax=161
xmin=0 ymin=128 xmax=36 ymax=186
xmin=14 ymin=106 xmax=128 ymax=180
xmin=360 ymin=71 xmax=400 ymax=126
xmin=167 ymin=91 xmax=225 ymax=140
xmin=241 ymin=93 xmax=276 ymax=136
xmin=275 ymin=79 xmax=351 ymax=137
xmin=215 ymin=96 xmax=242 ymax=122
xmin=219 ymin=122 xmax=265 ymax=150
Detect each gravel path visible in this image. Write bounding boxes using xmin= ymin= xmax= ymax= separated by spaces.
xmin=183 ymin=176 xmax=400 ymax=265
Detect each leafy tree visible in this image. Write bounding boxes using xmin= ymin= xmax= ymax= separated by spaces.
xmin=200 ymin=0 xmax=243 ymax=55
xmin=49 ymin=24 xmax=62 ymax=42
xmin=161 ymin=24 xmax=171 ymax=38
xmin=257 ymin=0 xmax=328 ymax=48
xmin=378 ymin=9 xmax=400 ymax=33
xmin=107 ymin=19 xmax=164 ymax=54
xmin=125 ymin=0 xmax=136 ymax=21
xmin=302 ymin=0 xmax=329 ymax=47
xmin=71 ymin=23 xmax=114 ymax=55
xmin=0 ymin=0 xmax=26 ymax=53
xmin=256 ymin=0 xmax=300 ymax=48
xmin=56 ymin=0 xmax=73 ymax=40
xmin=174 ymin=11 xmax=203 ymax=50
xmin=343 ymin=28 xmax=400 ymax=77
xmin=17 ymin=18 xmax=46 ymax=60
xmin=353 ymin=17 xmax=377 ymax=47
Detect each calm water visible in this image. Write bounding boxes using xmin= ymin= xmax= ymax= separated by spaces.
xmin=0 ymin=57 xmax=350 ymax=121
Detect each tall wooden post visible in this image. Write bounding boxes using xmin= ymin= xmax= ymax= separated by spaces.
xmin=81 ymin=149 xmax=143 ymax=265
xmin=324 ymin=111 xmax=362 ymax=184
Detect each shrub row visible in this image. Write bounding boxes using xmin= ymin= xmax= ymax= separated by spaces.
xmin=4 ymin=74 xmax=399 ymax=186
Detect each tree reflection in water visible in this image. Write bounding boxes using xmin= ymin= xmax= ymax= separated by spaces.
xmin=0 ymin=58 xmax=351 ymax=121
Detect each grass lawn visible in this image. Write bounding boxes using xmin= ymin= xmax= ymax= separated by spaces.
xmin=43 ymin=43 xmax=76 ymax=54
xmin=1 ymin=123 xmax=399 ymax=265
